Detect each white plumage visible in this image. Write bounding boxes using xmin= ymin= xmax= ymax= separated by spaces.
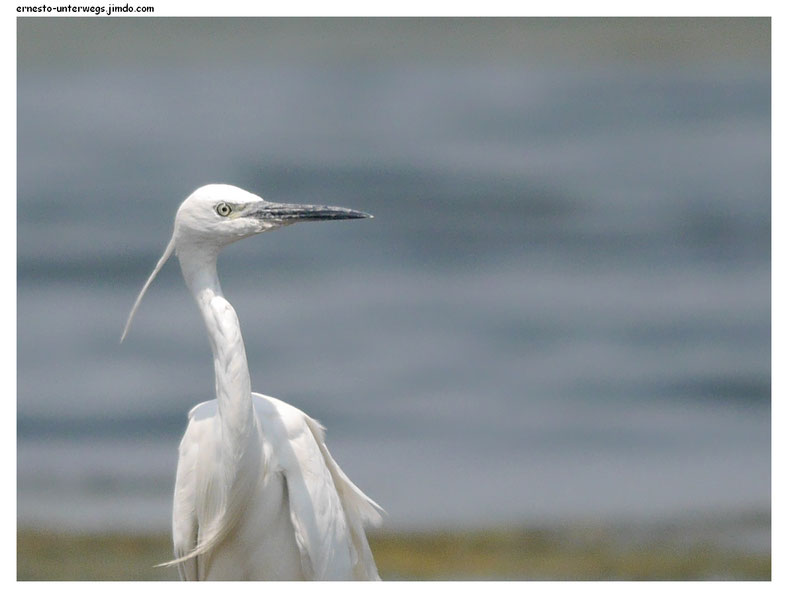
xmin=122 ymin=184 xmax=382 ymax=580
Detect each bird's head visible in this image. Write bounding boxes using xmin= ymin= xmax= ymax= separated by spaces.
xmin=121 ymin=184 xmax=372 ymax=341
xmin=173 ymin=184 xmax=371 ymax=250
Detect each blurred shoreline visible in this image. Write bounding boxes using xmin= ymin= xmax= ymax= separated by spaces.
xmin=18 ymin=509 xmax=770 ymax=581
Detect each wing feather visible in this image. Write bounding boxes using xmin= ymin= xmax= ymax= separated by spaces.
xmin=271 ymin=400 xmax=353 ymax=579
xmin=254 ymin=394 xmax=383 ymax=580
xmin=169 ymin=401 xmax=218 ymax=580
xmin=303 ymin=416 xmax=384 ymax=580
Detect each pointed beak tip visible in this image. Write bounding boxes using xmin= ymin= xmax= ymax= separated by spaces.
xmin=336 ymin=208 xmax=372 ymax=220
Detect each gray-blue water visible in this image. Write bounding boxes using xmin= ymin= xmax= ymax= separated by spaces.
xmin=17 ymin=19 xmax=770 ymax=533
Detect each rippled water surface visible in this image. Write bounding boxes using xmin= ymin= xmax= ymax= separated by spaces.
xmin=17 ymin=18 xmax=770 ymax=533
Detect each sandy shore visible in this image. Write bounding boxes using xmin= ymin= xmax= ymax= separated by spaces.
xmin=18 ymin=510 xmax=770 ymax=581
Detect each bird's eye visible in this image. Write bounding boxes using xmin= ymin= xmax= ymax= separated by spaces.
xmin=216 ymin=202 xmax=232 ymax=217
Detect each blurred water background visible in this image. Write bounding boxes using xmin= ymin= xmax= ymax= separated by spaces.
xmin=17 ymin=17 xmax=769 ymax=550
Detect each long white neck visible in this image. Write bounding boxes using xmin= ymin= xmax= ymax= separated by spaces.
xmin=177 ymin=244 xmax=254 ymax=459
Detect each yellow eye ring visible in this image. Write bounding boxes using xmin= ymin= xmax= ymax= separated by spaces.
xmin=216 ymin=202 xmax=232 ymax=217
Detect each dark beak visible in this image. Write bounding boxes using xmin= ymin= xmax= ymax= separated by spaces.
xmin=249 ymin=202 xmax=372 ymax=222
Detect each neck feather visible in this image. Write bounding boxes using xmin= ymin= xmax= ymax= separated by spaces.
xmin=177 ymin=245 xmax=254 ymax=453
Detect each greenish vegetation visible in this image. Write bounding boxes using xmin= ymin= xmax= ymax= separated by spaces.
xmin=18 ymin=513 xmax=770 ymax=581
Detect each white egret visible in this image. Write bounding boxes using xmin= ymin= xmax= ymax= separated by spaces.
xmin=121 ymin=184 xmax=383 ymax=580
